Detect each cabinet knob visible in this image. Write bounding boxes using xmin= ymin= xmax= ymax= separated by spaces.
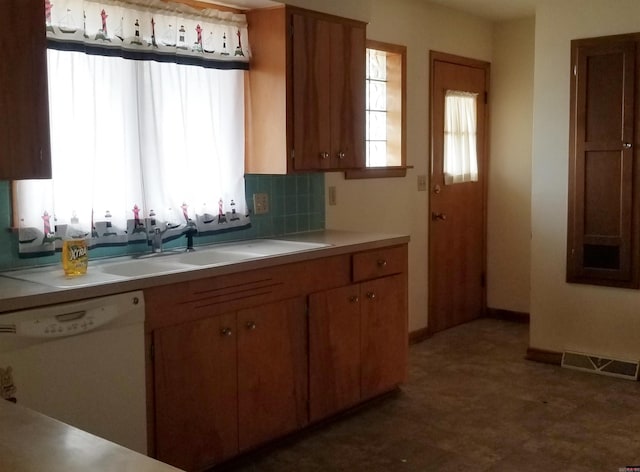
xmin=349 ymin=295 xmax=359 ymax=303
xmin=319 ymin=152 xmax=329 ymax=160
xmin=246 ymin=321 xmax=257 ymax=330
xmin=623 ymin=142 xmax=633 ymax=150
xmin=337 ymin=151 xmax=345 ymax=159
xmin=366 ymin=292 xmax=376 ymax=300
xmin=377 ymin=259 xmax=388 ymax=268
xmin=220 ymin=327 xmax=233 ymax=337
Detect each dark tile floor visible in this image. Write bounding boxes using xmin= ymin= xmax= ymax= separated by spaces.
xmin=222 ymin=319 xmax=640 ymax=471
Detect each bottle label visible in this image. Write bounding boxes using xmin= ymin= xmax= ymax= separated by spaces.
xmin=68 ymin=244 xmax=87 ymax=261
xmin=62 ymin=239 xmax=88 ymax=277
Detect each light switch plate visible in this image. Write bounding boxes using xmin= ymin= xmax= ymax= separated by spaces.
xmin=417 ymin=175 xmax=427 ymax=192
xmin=328 ymin=186 xmax=337 ymax=206
xmin=253 ymin=193 xmax=269 ymax=214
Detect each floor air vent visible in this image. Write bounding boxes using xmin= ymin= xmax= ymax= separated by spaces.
xmin=561 ymin=351 xmax=639 ymax=380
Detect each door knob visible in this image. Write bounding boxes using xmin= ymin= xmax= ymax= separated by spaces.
xmin=431 ymin=212 xmax=447 ymax=221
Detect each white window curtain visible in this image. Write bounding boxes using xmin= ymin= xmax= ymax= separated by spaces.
xmin=15 ymin=0 xmax=250 ymax=255
xmin=444 ymin=90 xmax=478 ymax=185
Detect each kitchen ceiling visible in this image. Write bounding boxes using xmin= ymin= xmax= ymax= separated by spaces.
xmin=426 ymin=0 xmax=538 ymax=21
xmin=202 ymin=0 xmax=539 ymax=21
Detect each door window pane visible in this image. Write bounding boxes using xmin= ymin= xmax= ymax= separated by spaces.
xmin=444 ymin=90 xmax=478 ymax=184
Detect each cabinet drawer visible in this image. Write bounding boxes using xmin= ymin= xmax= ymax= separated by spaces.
xmin=352 ymin=245 xmax=407 ymax=282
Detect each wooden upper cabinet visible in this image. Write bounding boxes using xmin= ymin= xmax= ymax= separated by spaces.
xmin=0 ymin=0 xmax=51 ymax=180
xmin=246 ymin=6 xmax=366 ymax=174
xmin=292 ymin=12 xmax=365 ymax=171
xmin=567 ymin=35 xmax=640 ymax=287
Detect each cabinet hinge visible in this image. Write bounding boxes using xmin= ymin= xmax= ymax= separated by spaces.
xmin=481 ymin=272 xmax=486 ymax=288
xmin=573 ymin=64 xmax=577 ymax=76
xmin=484 ymin=91 xmax=488 ymax=104
xmin=291 ymin=149 xmax=295 ymax=161
xmin=305 ymin=301 xmax=309 ymax=316
xmin=150 ymin=342 xmax=155 ymax=361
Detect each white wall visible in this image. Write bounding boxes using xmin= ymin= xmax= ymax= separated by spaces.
xmin=531 ymin=0 xmax=640 ymax=358
xmin=487 ymin=17 xmax=535 ymax=314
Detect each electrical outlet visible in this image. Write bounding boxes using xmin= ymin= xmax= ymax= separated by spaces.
xmin=417 ymin=175 xmax=427 ymax=191
xmin=253 ymin=193 xmax=270 ymax=214
xmin=328 ymin=186 xmax=337 ymax=206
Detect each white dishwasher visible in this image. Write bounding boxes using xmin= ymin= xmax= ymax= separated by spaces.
xmin=0 ymin=291 xmax=147 ymax=454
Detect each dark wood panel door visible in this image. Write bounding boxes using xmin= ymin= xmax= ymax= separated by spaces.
xmin=309 ymin=284 xmax=361 ymax=422
xmin=0 ymin=0 xmax=51 ymax=179
xmin=329 ymin=19 xmax=366 ymax=169
xmin=429 ymin=52 xmax=489 ymax=334
xmin=237 ymin=298 xmax=308 ymax=451
xmin=154 ymin=313 xmax=238 ymax=471
xmin=361 ymin=274 xmax=408 ymax=400
xmin=291 ymin=13 xmax=332 ymax=171
xmin=568 ymin=38 xmax=638 ymax=286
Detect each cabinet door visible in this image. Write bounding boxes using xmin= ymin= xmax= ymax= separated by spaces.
xmin=309 ymin=285 xmax=361 ymax=422
xmin=237 ymin=298 xmax=308 ymax=451
xmin=361 ymin=274 xmax=408 ymax=400
xmin=154 ymin=313 xmax=238 ymax=471
xmin=0 ymin=0 xmax=51 ymax=179
xmin=329 ymin=20 xmax=366 ymax=169
xmin=292 ymin=13 xmax=332 ymax=171
xmin=567 ymin=38 xmax=638 ymax=287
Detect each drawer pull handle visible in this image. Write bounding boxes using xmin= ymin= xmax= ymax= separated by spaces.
xmin=220 ymin=327 xmax=233 ymax=337
xmin=349 ymin=296 xmax=359 ymax=303
xmin=377 ymin=259 xmax=388 ymax=268
xmin=366 ymin=292 xmax=376 ymax=300
xmin=246 ymin=321 xmax=257 ymax=330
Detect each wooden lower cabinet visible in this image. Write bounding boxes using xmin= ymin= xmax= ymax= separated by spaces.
xmin=149 ymin=244 xmax=408 ymax=470
xmin=360 ymin=274 xmax=408 ymax=400
xmin=153 ymin=312 xmax=238 ymax=471
xmin=237 ymin=298 xmax=308 ymax=451
xmin=309 ymin=285 xmax=361 ymax=422
xmin=153 ymin=298 xmax=307 ymax=471
xmin=309 ymin=273 xmax=408 ymax=421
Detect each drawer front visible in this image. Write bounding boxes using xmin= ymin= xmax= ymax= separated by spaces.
xmin=352 ymin=245 xmax=407 ymax=282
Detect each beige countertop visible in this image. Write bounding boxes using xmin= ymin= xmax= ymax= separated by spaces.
xmin=0 ymin=400 xmax=183 ymax=472
xmin=0 ymin=230 xmax=409 ymax=314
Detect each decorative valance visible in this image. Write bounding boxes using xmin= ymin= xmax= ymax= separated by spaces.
xmin=44 ymin=0 xmax=251 ymax=69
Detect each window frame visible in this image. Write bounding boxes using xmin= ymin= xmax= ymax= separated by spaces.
xmin=346 ymin=39 xmax=408 ymax=179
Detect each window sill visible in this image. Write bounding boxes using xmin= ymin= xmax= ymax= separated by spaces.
xmin=345 ymin=166 xmax=412 ymax=180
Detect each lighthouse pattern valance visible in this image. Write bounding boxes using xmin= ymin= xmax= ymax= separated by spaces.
xmin=45 ymin=0 xmax=251 ymax=69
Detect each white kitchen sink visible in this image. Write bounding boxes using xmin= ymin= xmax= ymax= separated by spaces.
xmin=222 ymin=239 xmax=331 ymax=255
xmin=176 ymin=250 xmax=255 ymax=266
xmin=99 ymin=260 xmax=195 ymax=278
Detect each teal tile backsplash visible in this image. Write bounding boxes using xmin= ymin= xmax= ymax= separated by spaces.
xmin=0 ymin=174 xmax=325 ymax=272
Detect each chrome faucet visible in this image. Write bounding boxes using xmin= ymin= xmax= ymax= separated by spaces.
xmin=185 ymin=219 xmax=198 ymax=252
xmin=151 ymin=227 xmax=164 ymax=253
